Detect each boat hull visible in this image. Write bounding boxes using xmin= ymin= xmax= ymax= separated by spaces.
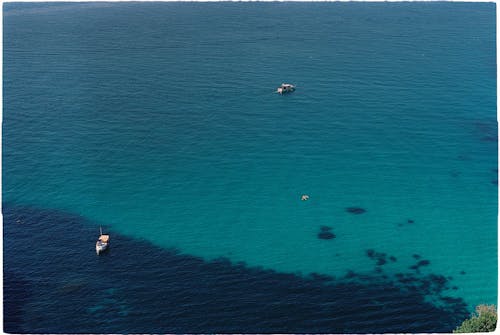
xmin=96 ymin=241 xmax=108 ymax=255
xmin=277 ymin=84 xmax=295 ymax=94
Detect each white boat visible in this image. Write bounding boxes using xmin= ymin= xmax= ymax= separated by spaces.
xmin=96 ymin=227 xmax=110 ymax=255
xmin=277 ymin=83 xmax=295 ymax=94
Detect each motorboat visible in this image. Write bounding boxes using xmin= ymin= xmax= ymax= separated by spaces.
xmin=277 ymin=83 xmax=295 ymax=94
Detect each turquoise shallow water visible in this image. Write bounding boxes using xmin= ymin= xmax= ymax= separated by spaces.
xmin=3 ymin=2 xmax=497 ymax=325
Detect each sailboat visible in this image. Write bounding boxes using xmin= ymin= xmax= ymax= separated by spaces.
xmin=96 ymin=227 xmax=110 ymax=255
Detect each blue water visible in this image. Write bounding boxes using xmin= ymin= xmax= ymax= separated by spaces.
xmin=3 ymin=2 xmax=497 ymax=333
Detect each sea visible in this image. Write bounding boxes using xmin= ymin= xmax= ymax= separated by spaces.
xmin=3 ymin=2 xmax=497 ymax=333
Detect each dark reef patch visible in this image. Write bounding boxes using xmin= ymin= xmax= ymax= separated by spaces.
xmin=4 ymin=204 xmax=469 ymax=333
xmin=413 ymin=254 xmax=421 ymax=260
xmin=418 ymin=260 xmax=430 ymax=267
xmin=317 ymin=226 xmax=336 ymax=240
xmin=407 ymin=219 xmax=414 ymax=224
xmin=460 ymin=271 xmax=466 ymax=275
xmin=409 ymin=259 xmax=431 ymax=273
xmin=317 ymin=231 xmax=336 ymax=240
xmin=346 ymin=207 xmax=366 ymax=214
xmin=309 ymin=272 xmax=334 ymax=283
xmin=365 ymin=249 xmax=399 ymax=267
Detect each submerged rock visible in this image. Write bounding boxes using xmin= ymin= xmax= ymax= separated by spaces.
xmin=365 ymin=249 xmax=396 ymax=267
xmin=317 ymin=225 xmax=335 ymax=240
xmin=346 ymin=207 xmax=366 ymax=214
xmin=417 ymin=260 xmax=430 ymax=267
xmin=318 ymin=231 xmax=336 ymax=240
xmin=366 ymin=249 xmax=375 ymax=258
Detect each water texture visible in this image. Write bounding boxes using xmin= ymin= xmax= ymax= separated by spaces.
xmin=4 ymin=205 xmax=468 ymax=333
xmin=3 ymin=2 xmax=497 ymax=332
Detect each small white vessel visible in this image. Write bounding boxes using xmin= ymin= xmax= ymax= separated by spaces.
xmin=96 ymin=227 xmax=110 ymax=255
xmin=277 ymin=83 xmax=296 ymax=94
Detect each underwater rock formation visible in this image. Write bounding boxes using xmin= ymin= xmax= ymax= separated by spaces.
xmin=346 ymin=207 xmax=366 ymax=214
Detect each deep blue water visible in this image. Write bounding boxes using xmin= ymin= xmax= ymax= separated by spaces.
xmin=3 ymin=2 xmax=497 ymax=333
xmin=4 ymin=204 xmax=468 ymax=333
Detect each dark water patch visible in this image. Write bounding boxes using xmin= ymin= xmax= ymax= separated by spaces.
xmin=418 ymin=260 xmax=430 ymax=267
xmin=491 ymin=179 xmax=498 ymax=185
xmin=317 ymin=231 xmax=335 ymax=240
xmin=474 ymin=122 xmax=498 ymax=147
xmin=377 ymin=258 xmax=387 ymax=266
xmin=397 ymin=276 xmax=418 ymax=285
xmin=344 ymin=270 xmax=358 ymax=279
xmin=413 ymin=254 xmax=421 ymax=259
xmin=366 ymin=249 xmax=376 ymax=258
xmin=346 ymin=207 xmax=366 ymax=214
xmin=365 ymin=249 xmax=398 ymax=267
xmin=440 ymin=296 xmax=463 ymax=304
xmin=308 ymin=272 xmax=334 ymax=283
xmin=3 ymin=271 xmax=31 ymax=333
xmin=409 ymin=259 xmax=431 ymax=273
xmin=460 ymin=271 xmax=466 ymax=275
xmin=481 ymin=136 xmax=497 ymax=142
xmin=398 ymin=219 xmax=415 ymax=227
xmin=4 ymin=204 xmax=469 ymax=333
xmin=317 ymin=226 xmax=335 ymax=240
xmin=394 ymin=272 xmax=455 ymax=298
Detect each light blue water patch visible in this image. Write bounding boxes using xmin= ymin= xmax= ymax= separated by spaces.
xmin=4 ymin=2 xmax=497 ymax=310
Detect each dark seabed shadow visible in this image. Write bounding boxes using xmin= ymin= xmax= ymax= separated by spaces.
xmin=3 ymin=204 xmax=468 ymax=333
